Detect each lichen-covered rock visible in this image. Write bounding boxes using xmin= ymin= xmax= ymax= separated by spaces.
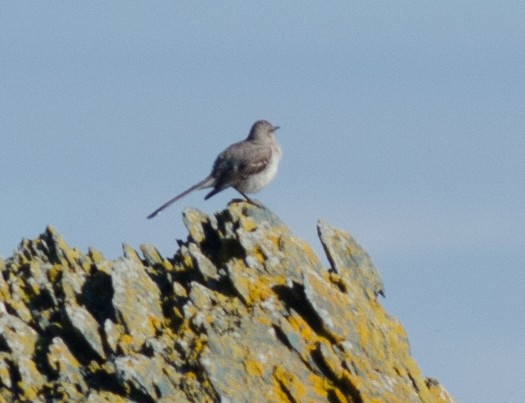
xmin=0 ymin=201 xmax=454 ymax=402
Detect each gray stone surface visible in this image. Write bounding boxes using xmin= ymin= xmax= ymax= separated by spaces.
xmin=0 ymin=203 xmax=454 ymax=402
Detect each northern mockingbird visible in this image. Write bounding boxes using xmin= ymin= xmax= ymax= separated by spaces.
xmin=147 ymin=120 xmax=281 ymax=219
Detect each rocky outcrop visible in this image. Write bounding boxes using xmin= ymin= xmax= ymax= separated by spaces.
xmin=0 ymin=201 xmax=454 ymax=402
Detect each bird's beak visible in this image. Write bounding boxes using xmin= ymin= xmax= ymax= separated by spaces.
xmin=272 ymin=125 xmax=280 ymax=132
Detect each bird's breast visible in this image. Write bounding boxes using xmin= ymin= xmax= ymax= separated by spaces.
xmin=236 ymin=145 xmax=281 ymax=194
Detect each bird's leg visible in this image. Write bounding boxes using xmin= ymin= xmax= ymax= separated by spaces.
xmin=237 ymin=190 xmax=253 ymax=202
xmin=236 ymin=190 xmax=264 ymax=207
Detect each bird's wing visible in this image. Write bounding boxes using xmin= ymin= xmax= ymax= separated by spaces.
xmin=212 ymin=141 xmax=271 ymax=188
xmin=237 ymin=147 xmax=272 ymax=177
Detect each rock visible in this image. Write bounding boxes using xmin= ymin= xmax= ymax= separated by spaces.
xmin=64 ymin=303 xmax=106 ymax=360
xmin=0 ymin=202 xmax=454 ymax=402
xmin=114 ymin=354 xmax=184 ymax=402
xmin=46 ymin=336 xmax=88 ymax=400
xmin=317 ymin=220 xmax=385 ymax=298
xmin=111 ymin=258 xmax=163 ymax=351
xmin=0 ymin=304 xmax=45 ymax=401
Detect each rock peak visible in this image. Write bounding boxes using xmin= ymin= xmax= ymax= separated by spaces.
xmin=0 ymin=201 xmax=454 ymax=402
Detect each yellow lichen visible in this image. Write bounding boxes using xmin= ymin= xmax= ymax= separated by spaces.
xmin=245 ymin=359 xmax=263 ymax=377
xmin=327 ymin=272 xmax=347 ymax=291
xmin=46 ymin=264 xmax=62 ymax=283
xmin=162 ymin=260 xmax=174 ymax=272
xmin=148 ymin=315 xmax=163 ymax=332
xmin=188 ymin=336 xmax=208 ymax=361
xmin=287 ymin=310 xmax=320 ymax=345
xmin=117 ymin=334 xmax=134 ymax=353
xmin=253 ymin=246 xmax=266 ymax=264
xmin=256 ymin=314 xmax=273 ymax=327
xmin=182 ymin=254 xmax=193 ymax=269
xmin=267 ymin=233 xmax=282 ymax=248
xmin=273 ymin=366 xmax=308 ymax=401
xmin=308 ymin=372 xmax=329 ymax=393
xmin=185 ymin=371 xmax=197 ymax=381
xmin=247 ymin=274 xmax=286 ymax=304
xmin=241 ymin=217 xmax=258 ymax=232
xmin=17 ymin=383 xmax=38 ymax=402
xmin=0 ymin=365 xmax=10 ymax=389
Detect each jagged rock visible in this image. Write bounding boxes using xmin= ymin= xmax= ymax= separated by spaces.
xmin=111 ymin=258 xmax=163 ymax=350
xmin=317 ymin=220 xmax=385 ymax=298
xmin=64 ymin=304 xmax=106 ymax=360
xmin=46 ymin=336 xmax=88 ymax=400
xmin=0 ymin=201 xmax=454 ymax=402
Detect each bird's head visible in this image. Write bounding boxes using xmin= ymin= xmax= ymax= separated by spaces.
xmin=247 ymin=120 xmax=279 ymax=142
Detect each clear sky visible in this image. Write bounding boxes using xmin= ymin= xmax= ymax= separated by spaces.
xmin=2 ymin=3 xmax=524 ymax=402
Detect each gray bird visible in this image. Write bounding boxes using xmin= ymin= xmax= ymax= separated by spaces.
xmin=147 ymin=120 xmax=281 ymax=219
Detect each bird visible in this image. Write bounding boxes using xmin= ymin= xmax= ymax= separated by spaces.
xmin=147 ymin=120 xmax=281 ymax=219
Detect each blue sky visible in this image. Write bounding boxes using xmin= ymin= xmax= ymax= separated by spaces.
xmin=2 ymin=3 xmax=524 ymax=401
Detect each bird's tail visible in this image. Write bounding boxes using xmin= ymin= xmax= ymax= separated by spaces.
xmin=147 ymin=176 xmax=215 ymax=219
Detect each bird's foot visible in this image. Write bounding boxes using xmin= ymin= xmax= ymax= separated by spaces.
xmin=229 ymin=198 xmax=265 ymax=209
